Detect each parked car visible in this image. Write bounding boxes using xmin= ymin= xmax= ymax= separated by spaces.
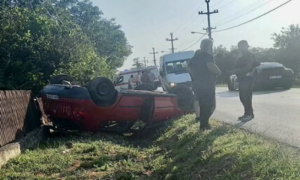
xmin=40 ymin=75 xmax=194 ymax=133
xmin=228 ymin=62 xmax=294 ymax=91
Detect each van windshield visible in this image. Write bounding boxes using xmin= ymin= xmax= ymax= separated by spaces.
xmin=165 ymin=59 xmax=189 ymax=74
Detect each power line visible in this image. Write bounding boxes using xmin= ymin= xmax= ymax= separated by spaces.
xmin=176 ymin=16 xmax=206 ymax=37
xmin=215 ymin=0 xmax=239 ymax=10
xmin=213 ymin=0 xmax=292 ymax=33
xmin=214 ymin=0 xmax=264 ymax=26
xmin=217 ymin=0 xmax=275 ymax=27
xmin=210 ymin=0 xmax=223 ymax=8
xmin=181 ymin=33 xmax=207 ymax=51
xmin=172 ymin=2 xmax=205 ymax=33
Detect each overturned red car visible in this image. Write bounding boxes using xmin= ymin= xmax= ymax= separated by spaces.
xmin=40 ymin=75 xmax=194 ymax=133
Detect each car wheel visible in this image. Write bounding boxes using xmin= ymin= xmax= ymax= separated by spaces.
xmin=88 ymin=77 xmax=116 ymax=102
xmin=228 ymin=79 xmax=235 ymax=91
xmin=50 ymin=75 xmax=74 ymax=85
xmin=169 ymin=84 xmax=194 ymax=112
xmin=134 ymin=83 xmax=155 ymax=91
xmin=283 ymin=82 xmax=293 ymax=90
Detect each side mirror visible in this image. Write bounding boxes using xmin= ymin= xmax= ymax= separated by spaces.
xmin=160 ymin=71 xmax=165 ymax=77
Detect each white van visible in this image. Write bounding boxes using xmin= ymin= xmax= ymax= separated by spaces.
xmin=159 ymin=51 xmax=195 ymax=91
xmin=114 ymin=66 xmax=160 ymax=91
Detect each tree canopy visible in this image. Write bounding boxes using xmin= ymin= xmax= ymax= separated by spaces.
xmin=0 ymin=0 xmax=131 ymax=92
xmin=213 ymin=25 xmax=300 ymax=84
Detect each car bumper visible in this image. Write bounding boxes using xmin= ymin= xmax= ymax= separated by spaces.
xmin=255 ymin=78 xmax=293 ymax=88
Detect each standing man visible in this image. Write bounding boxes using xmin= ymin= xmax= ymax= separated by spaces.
xmin=228 ymin=40 xmax=260 ymax=122
xmin=147 ymin=69 xmax=156 ymax=87
xmin=128 ymin=75 xmax=135 ymax=90
xmin=134 ymin=71 xmax=142 ymax=86
xmin=187 ymin=39 xmax=221 ymax=131
xmin=141 ymin=70 xmax=152 ymax=84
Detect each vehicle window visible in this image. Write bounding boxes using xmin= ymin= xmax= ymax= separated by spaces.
xmin=114 ymin=76 xmax=124 ymax=84
xmin=165 ymin=59 xmax=189 ymax=74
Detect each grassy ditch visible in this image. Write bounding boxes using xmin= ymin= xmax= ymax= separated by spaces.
xmin=1 ymin=115 xmax=300 ymax=180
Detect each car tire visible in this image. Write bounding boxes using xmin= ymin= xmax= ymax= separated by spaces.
xmin=88 ymin=77 xmax=116 ymax=102
xmin=134 ymin=83 xmax=155 ymax=91
xmin=228 ymin=79 xmax=235 ymax=91
xmin=169 ymin=84 xmax=194 ymax=112
xmin=50 ymin=75 xmax=74 ymax=84
xmin=283 ymin=82 xmax=293 ymax=90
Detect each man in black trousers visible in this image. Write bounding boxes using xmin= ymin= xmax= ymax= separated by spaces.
xmin=229 ymin=40 xmax=260 ymax=122
xmin=187 ymin=39 xmax=221 ymax=131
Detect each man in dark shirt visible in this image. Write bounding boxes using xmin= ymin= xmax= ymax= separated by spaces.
xmin=187 ymin=39 xmax=221 ymax=131
xmin=141 ymin=70 xmax=152 ymax=84
xmin=228 ymin=40 xmax=260 ymax=122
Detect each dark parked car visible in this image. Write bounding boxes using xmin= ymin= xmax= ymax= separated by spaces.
xmin=228 ymin=62 xmax=294 ymax=91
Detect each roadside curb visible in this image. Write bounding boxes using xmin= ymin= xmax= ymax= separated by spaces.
xmin=0 ymin=126 xmax=49 ymax=168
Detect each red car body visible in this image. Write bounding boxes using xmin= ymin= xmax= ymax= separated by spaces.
xmin=41 ymin=84 xmax=187 ymax=133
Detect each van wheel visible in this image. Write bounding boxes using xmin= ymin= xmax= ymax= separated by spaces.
xmin=88 ymin=77 xmax=116 ymax=103
xmin=169 ymin=85 xmax=194 ymax=112
xmin=50 ymin=75 xmax=74 ymax=84
xmin=134 ymin=83 xmax=154 ymax=91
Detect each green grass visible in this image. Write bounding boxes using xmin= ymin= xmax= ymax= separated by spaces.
xmin=1 ymin=115 xmax=300 ymax=180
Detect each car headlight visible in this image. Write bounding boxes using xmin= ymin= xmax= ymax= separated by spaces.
xmin=170 ymin=82 xmax=176 ymax=87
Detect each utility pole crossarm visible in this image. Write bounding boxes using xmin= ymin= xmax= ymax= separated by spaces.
xmin=166 ymin=33 xmax=178 ymax=53
xmin=198 ymin=0 xmax=218 ymax=40
xmin=150 ymin=47 xmax=159 ymax=67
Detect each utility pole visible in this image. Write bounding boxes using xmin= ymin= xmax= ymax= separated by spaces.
xmin=150 ymin=48 xmax=159 ymax=67
xmin=199 ymin=0 xmax=218 ymax=39
xmin=143 ymin=57 xmax=149 ymax=67
xmin=166 ymin=33 xmax=178 ymax=53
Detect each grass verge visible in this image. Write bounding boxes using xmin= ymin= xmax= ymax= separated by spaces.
xmin=1 ymin=115 xmax=300 ymax=180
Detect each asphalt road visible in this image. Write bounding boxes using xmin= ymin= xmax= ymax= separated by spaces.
xmin=157 ymin=87 xmax=300 ymax=148
xmin=213 ymin=87 xmax=300 ymax=148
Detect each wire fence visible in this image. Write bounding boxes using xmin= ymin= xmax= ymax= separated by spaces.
xmin=0 ymin=90 xmax=42 ymax=147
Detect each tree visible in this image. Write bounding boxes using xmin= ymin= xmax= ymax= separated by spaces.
xmin=132 ymin=58 xmax=143 ymax=69
xmin=0 ymin=3 xmax=108 ymax=92
xmin=0 ymin=0 xmax=131 ymax=92
xmin=213 ymin=45 xmax=239 ymax=83
xmin=66 ymin=0 xmax=132 ymax=69
xmin=272 ymin=24 xmax=300 ymax=79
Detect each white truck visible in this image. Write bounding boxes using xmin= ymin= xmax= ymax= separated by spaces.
xmin=113 ymin=66 xmax=160 ymax=91
xmin=159 ymin=51 xmax=195 ymax=91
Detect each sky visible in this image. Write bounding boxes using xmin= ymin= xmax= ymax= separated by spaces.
xmin=91 ymin=0 xmax=300 ymax=71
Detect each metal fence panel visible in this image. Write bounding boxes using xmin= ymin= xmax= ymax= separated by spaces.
xmin=0 ymin=90 xmax=41 ymax=147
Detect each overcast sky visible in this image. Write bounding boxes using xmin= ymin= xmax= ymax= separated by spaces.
xmin=91 ymin=0 xmax=299 ymax=71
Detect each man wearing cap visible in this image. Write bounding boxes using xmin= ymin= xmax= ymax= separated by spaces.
xmin=187 ymin=38 xmax=221 ymax=131
xmin=228 ymin=40 xmax=260 ymax=122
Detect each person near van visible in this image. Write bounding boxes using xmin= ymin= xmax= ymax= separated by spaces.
xmin=147 ymin=69 xmax=156 ymax=87
xmin=134 ymin=71 xmax=142 ymax=85
xmin=141 ymin=70 xmax=152 ymax=84
xmin=128 ymin=75 xmax=135 ymax=90
xmin=187 ymin=38 xmax=221 ymax=131
xmin=228 ymin=40 xmax=260 ymax=122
